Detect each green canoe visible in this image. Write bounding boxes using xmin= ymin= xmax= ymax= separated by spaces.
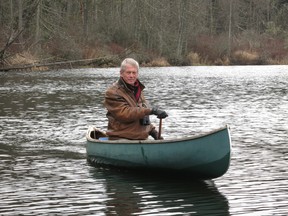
xmin=86 ymin=125 xmax=232 ymax=179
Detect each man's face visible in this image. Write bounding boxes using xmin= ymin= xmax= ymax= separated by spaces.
xmin=120 ymin=64 xmax=138 ymax=85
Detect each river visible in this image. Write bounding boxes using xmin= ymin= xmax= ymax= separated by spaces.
xmin=0 ymin=65 xmax=287 ymax=215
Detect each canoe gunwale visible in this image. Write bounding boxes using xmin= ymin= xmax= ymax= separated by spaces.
xmin=86 ymin=125 xmax=230 ymax=145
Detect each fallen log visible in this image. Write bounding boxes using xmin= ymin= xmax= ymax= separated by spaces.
xmin=0 ymin=43 xmax=137 ymax=72
xmin=0 ymin=55 xmax=120 ymax=72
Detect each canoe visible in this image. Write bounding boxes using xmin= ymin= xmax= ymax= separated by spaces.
xmin=86 ymin=125 xmax=232 ymax=179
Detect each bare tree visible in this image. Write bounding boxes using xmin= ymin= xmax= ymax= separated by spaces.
xmin=35 ymin=0 xmax=41 ymax=45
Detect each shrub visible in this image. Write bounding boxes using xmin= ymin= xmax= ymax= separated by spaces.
xmin=231 ymin=50 xmax=262 ymax=65
xmin=5 ymin=51 xmax=39 ymax=66
xmin=43 ymin=36 xmax=82 ymax=60
xmin=149 ymin=57 xmax=170 ymax=67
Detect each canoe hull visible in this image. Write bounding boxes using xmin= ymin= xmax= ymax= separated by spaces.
xmin=86 ymin=126 xmax=231 ymax=179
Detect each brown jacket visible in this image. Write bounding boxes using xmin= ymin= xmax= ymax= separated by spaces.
xmin=104 ymin=78 xmax=155 ymax=140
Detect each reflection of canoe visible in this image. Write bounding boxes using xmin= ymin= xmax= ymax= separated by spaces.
xmin=86 ymin=125 xmax=232 ymax=179
xmin=89 ymin=168 xmax=230 ymax=215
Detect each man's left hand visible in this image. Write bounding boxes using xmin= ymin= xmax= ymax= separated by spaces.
xmin=151 ymin=108 xmax=168 ymax=119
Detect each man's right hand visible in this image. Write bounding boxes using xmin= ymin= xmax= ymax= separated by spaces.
xmin=149 ymin=129 xmax=163 ymax=140
xmin=151 ymin=107 xmax=168 ymax=119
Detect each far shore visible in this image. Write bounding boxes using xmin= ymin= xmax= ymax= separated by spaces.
xmin=1 ymin=50 xmax=287 ymax=72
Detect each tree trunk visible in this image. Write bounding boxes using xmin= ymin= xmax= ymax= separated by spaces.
xmin=266 ymin=0 xmax=270 ymax=22
xmin=83 ymin=0 xmax=89 ymax=39
xmin=228 ymin=0 xmax=233 ymax=57
xmin=92 ymin=0 xmax=98 ymax=33
xmin=176 ymin=0 xmax=188 ymax=59
xmin=210 ymin=1 xmax=214 ymax=35
xmin=10 ymin=0 xmax=14 ymax=26
xmin=66 ymin=0 xmax=72 ymax=20
xmin=18 ymin=0 xmax=23 ymax=44
xmin=35 ymin=0 xmax=41 ymax=44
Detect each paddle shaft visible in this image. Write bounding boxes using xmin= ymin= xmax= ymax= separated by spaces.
xmin=158 ymin=118 xmax=162 ymax=139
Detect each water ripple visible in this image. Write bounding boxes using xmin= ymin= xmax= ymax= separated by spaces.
xmin=0 ymin=66 xmax=288 ymax=215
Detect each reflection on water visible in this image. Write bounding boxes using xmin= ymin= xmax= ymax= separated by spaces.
xmin=89 ymin=168 xmax=229 ymax=215
xmin=0 ymin=65 xmax=288 ymax=215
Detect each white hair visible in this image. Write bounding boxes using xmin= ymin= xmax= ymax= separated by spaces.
xmin=120 ymin=58 xmax=139 ymax=72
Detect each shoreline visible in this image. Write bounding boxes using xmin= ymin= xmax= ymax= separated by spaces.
xmin=1 ymin=56 xmax=287 ymax=72
xmin=1 ymin=61 xmax=287 ymax=73
xmin=1 ymin=64 xmax=287 ymax=73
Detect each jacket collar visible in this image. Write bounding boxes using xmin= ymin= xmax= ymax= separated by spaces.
xmin=118 ymin=78 xmax=145 ymax=91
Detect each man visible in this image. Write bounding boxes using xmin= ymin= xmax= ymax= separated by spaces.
xmin=104 ymin=58 xmax=168 ymax=140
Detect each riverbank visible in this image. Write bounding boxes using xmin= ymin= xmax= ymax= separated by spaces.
xmin=1 ymin=1 xmax=288 ymax=72
xmin=1 ymin=37 xmax=288 ymax=72
xmin=1 ymin=50 xmax=288 ymax=72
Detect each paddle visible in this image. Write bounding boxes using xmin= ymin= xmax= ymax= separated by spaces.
xmin=158 ymin=118 xmax=163 ymax=139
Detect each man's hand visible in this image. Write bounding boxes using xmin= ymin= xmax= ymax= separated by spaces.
xmin=149 ymin=129 xmax=163 ymax=140
xmin=151 ymin=108 xmax=168 ymax=119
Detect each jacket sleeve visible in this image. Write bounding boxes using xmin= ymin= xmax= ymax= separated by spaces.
xmin=104 ymin=89 xmax=151 ymax=123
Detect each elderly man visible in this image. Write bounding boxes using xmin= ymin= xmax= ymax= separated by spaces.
xmin=104 ymin=58 xmax=168 ymax=140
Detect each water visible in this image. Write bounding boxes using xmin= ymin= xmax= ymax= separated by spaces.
xmin=0 ymin=65 xmax=287 ymax=215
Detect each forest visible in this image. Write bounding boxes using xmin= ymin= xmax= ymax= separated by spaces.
xmin=0 ymin=0 xmax=288 ymax=70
